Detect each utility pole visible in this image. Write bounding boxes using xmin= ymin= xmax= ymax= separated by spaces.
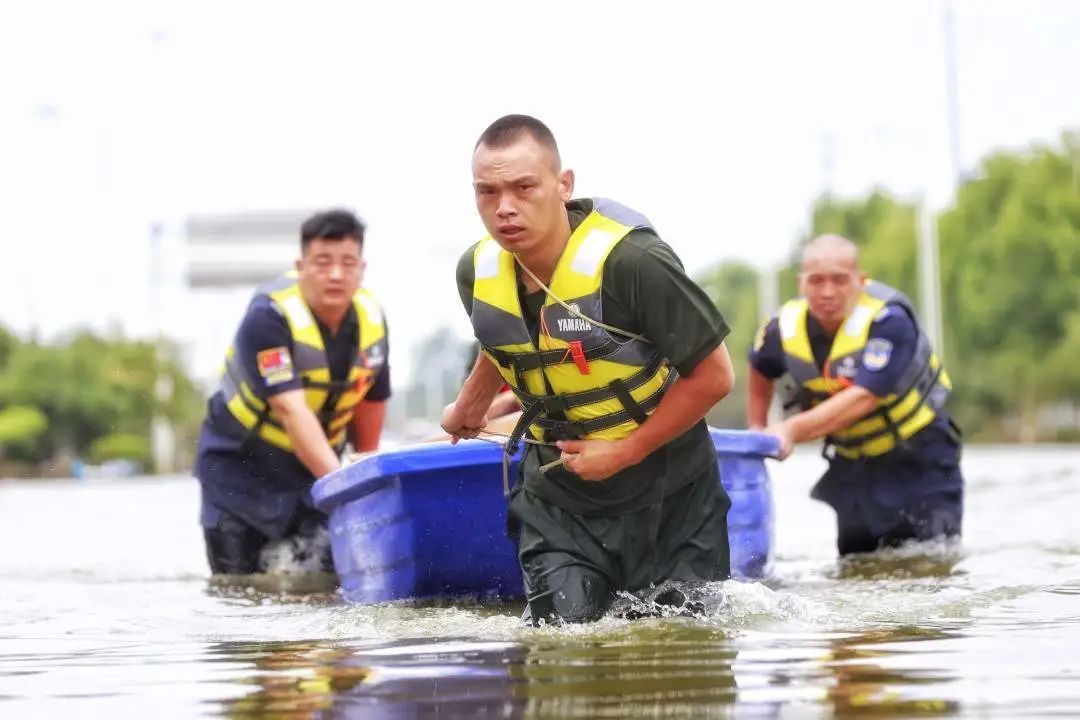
xmin=149 ymin=222 xmax=175 ymax=474
xmin=943 ymin=0 xmax=963 ymax=184
xmin=917 ymin=197 xmax=946 ymax=360
xmin=914 ymin=0 xmax=962 ymax=361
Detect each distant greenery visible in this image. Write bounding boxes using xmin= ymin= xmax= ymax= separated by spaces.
xmin=89 ymin=432 xmax=153 ymax=468
xmin=0 ymin=329 xmax=204 ymax=471
xmin=700 ymin=131 xmax=1080 ymax=441
xmin=0 ymin=405 xmax=49 ymax=461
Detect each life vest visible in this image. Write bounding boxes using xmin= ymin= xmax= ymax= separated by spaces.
xmin=219 ymin=272 xmax=387 ymax=453
xmin=779 ymin=280 xmax=951 ymax=459
xmin=470 ymin=198 xmax=675 ymax=453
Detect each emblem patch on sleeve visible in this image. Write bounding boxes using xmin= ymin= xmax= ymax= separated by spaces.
xmin=256 ymin=347 xmax=295 ymax=386
xmin=862 ymin=338 xmax=893 ymax=372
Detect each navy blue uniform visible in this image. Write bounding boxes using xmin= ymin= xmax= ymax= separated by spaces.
xmin=751 ymin=306 xmax=963 ymax=554
xmin=195 ymin=296 xmax=390 ymax=573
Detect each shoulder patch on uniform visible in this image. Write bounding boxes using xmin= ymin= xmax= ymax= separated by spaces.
xmin=257 ymin=346 xmax=295 ymax=386
xmin=362 ymin=343 xmax=386 ymax=369
xmin=862 ymin=338 xmax=893 ymax=372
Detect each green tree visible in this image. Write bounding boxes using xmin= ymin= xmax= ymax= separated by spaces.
xmin=0 ymin=324 xmax=17 ymax=370
xmin=0 ymin=405 xmax=49 ymax=462
xmin=0 ymin=330 xmax=204 ymax=465
xmin=938 ymin=132 xmax=1080 ymax=439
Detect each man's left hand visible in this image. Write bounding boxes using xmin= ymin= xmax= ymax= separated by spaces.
xmin=555 ymin=439 xmax=639 ymax=482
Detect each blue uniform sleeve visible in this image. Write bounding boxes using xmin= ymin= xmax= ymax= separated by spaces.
xmin=748 ymin=317 xmax=786 ymax=380
xmin=853 ymin=306 xmax=918 ymax=397
xmin=364 ymin=318 xmax=392 ymax=402
xmin=234 ymin=298 xmax=304 ymax=398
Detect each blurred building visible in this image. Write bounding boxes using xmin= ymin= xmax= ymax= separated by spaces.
xmin=184 ymin=209 xmax=313 ymax=288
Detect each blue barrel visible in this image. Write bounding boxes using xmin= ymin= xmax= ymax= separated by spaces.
xmin=312 ymin=428 xmax=777 ymax=604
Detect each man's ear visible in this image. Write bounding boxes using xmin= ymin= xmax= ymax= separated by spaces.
xmin=558 ymin=168 xmax=575 ymax=202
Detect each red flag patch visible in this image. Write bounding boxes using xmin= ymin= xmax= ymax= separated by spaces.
xmin=257 ymin=347 xmax=294 ymax=386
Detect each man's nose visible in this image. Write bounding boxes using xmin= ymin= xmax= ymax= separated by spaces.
xmin=496 ymin=193 xmax=516 ymax=218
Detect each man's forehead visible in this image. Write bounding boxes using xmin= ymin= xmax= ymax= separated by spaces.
xmin=472 ymin=136 xmax=558 ymax=176
xmin=801 ymin=253 xmax=858 ymax=274
xmin=307 ymin=238 xmax=361 ymax=255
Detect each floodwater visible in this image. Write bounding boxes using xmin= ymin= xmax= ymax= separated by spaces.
xmin=2 ymin=445 xmax=1079 ymax=718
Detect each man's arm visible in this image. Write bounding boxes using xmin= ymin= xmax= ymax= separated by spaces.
xmin=351 ymin=399 xmax=387 ymax=453
xmin=557 ymin=235 xmax=733 ymax=481
xmin=441 ymin=245 xmax=505 ymax=442
xmin=559 ymin=343 xmax=734 ymax=480
xmin=233 ymin=300 xmax=339 ymax=475
xmin=487 ymin=390 xmax=521 ymax=418
xmin=440 ymin=351 xmax=505 ymax=443
xmin=747 ymin=367 xmax=775 ymax=431
xmin=746 ymin=317 xmax=785 ymax=430
xmin=267 ymin=390 xmax=341 ymax=477
xmin=767 ymin=386 xmax=878 ymax=459
xmin=351 ymin=325 xmax=392 ymax=453
xmin=766 ymin=307 xmax=918 ymax=458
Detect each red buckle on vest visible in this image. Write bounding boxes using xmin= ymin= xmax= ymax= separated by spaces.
xmin=568 ymin=340 xmax=590 ymax=375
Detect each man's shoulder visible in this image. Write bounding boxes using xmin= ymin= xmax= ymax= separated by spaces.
xmin=755 ymin=315 xmax=781 ymax=348
xmin=613 ymin=225 xmax=666 ymax=253
xmin=460 ymin=239 xmax=482 ymax=260
xmin=240 ymin=294 xmax=287 ymax=326
xmin=457 ymin=241 xmax=481 ymax=278
xmin=232 ymin=294 xmax=292 ymax=357
xmin=606 ymin=227 xmax=682 ymax=274
xmin=353 ymin=288 xmax=386 ymax=325
xmin=869 ymin=302 xmax=918 ymax=341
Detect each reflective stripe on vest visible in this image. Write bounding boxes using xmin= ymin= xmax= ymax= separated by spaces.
xmin=778 ymin=280 xmax=952 ymax=459
xmin=219 ymin=272 xmax=387 ymax=453
xmin=470 ymin=198 xmax=672 ymax=443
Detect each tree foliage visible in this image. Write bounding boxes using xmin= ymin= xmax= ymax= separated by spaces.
xmin=0 ymin=329 xmax=203 ymax=467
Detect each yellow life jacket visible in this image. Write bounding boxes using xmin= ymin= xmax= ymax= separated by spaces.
xmin=470 ymin=198 xmax=676 ymax=452
xmin=778 ymin=280 xmax=952 ymax=459
xmin=219 ymin=272 xmax=387 ymax=453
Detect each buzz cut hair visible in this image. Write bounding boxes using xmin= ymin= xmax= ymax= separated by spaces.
xmin=475 ymin=114 xmax=561 ymax=167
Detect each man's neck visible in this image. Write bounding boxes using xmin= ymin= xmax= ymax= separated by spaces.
xmin=311 ymin=305 xmax=348 ymax=336
xmin=813 ymin=315 xmax=843 ymax=336
xmin=516 ymin=211 xmax=573 ymax=291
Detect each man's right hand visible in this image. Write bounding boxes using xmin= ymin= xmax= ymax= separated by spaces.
xmin=764 ymin=421 xmax=795 ymax=461
xmin=440 ymin=401 xmax=488 ymax=444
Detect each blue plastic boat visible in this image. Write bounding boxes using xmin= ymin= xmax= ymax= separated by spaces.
xmin=312 ymin=428 xmax=778 ymax=604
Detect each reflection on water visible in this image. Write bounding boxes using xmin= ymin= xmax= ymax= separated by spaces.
xmin=206 ymin=624 xmax=966 ymax=718
xmin=816 ymin=628 xmax=960 ymax=718
xmin=832 ymin=541 xmax=965 ymax=582
xmin=2 ymin=446 xmax=1080 ymax=717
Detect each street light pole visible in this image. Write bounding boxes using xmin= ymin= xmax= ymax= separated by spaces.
xmin=943 ymin=0 xmax=963 ymax=184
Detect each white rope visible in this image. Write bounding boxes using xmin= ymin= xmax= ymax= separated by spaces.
xmin=514 ymin=256 xmax=648 ymax=343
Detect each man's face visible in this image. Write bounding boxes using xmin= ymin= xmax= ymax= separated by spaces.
xmin=472 ymin=134 xmax=574 ymax=254
xmin=296 ymin=237 xmax=364 ymax=315
xmin=798 ymin=251 xmax=865 ymax=328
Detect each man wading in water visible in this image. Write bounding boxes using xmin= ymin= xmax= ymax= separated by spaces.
xmin=442 ymin=114 xmax=736 ymax=624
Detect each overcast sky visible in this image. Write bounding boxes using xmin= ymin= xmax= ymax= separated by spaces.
xmin=1 ymin=0 xmax=1077 ymax=385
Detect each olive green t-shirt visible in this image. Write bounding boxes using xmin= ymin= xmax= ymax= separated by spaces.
xmin=456 ymin=199 xmax=730 ymax=515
